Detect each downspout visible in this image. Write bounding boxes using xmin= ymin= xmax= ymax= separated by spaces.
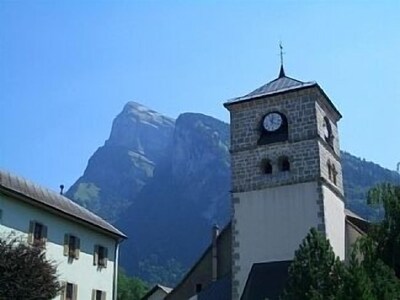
xmin=113 ymin=239 xmax=121 ymax=300
xmin=212 ymin=224 xmax=219 ymax=282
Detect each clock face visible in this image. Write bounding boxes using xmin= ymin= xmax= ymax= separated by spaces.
xmin=263 ymin=113 xmax=283 ymax=132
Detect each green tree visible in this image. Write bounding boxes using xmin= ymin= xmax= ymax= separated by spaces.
xmin=367 ymin=184 xmax=400 ymax=275
xmin=283 ymin=184 xmax=400 ymax=300
xmin=0 ymin=235 xmax=61 ymax=300
xmin=282 ymin=228 xmax=344 ymax=300
xmin=117 ymin=269 xmax=148 ymax=300
xmin=356 ymin=235 xmax=400 ymax=299
xmin=338 ymin=244 xmax=374 ymax=300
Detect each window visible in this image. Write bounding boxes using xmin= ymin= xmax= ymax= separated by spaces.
xmin=94 ymin=245 xmax=108 ymax=268
xmin=64 ymin=234 xmax=80 ymax=259
xmin=327 ymin=160 xmax=338 ymax=185
xmin=278 ymin=156 xmax=290 ymax=172
xmin=92 ymin=289 xmax=106 ymax=300
xmin=61 ymin=282 xmax=77 ymax=300
xmin=0 ymin=209 xmax=2 ymax=224
xmin=327 ymin=160 xmax=332 ymax=180
xmin=332 ymin=165 xmax=338 ymax=185
xmin=261 ymin=159 xmax=272 ymax=174
xmin=195 ymin=283 xmax=202 ymax=293
xmin=28 ymin=221 xmax=47 ymax=246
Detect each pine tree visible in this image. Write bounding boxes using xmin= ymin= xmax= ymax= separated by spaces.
xmin=282 ymin=184 xmax=400 ymax=300
xmin=356 ymin=236 xmax=400 ymax=299
xmin=282 ymin=228 xmax=344 ymax=300
xmin=367 ymin=184 xmax=400 ymax=276
xmin=337 ymin=249 xmax=374 ymax=300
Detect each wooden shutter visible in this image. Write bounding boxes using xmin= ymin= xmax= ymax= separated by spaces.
xmin=28 ymin=221 xmax=35 ymax=244
xmin=91 ymin=289 xmax=96 ymax=300
xmin=103 ymin=247 xmax=108 ymax=268
xmin=93 ymin=245 xmax=99 ymax=265
xmin=59 ymin=282 xmax=66 ymax=300
xmin=64 ymin=234 xmax=69 ymax=256
xmin=101 ymin=291 xmax=106 ymax=300
xmin=42 ymin=224 xmax=48 ymax=244
xmin=75 ymin=237 xmax=80 ymax=260
xmin=72 ymin=283 xmax=78 ymax=300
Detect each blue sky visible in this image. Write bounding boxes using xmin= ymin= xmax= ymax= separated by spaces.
xmin=1 ymin=1 xmax=399 ymax=191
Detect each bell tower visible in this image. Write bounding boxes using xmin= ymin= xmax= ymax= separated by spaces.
xmin=224 ymin=66 xmax=345 ymax=299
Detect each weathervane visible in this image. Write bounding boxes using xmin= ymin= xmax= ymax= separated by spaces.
xmin=279 ymin=41 xmax=285 ymax=67
xmin=278 ymin=41 xmax=286 ymax=78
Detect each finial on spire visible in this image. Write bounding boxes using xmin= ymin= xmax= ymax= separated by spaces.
xmin=278 ymin=41 xmax=286 ymax=78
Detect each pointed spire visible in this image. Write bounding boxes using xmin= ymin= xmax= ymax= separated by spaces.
xmin=278 ymin=41 xmax=286 ymax=78
xmin=279 ymin=64 xmax=286 ymax=78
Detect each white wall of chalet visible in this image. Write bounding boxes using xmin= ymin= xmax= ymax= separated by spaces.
xmin=0 ymin=192 xmax=118 ymax=300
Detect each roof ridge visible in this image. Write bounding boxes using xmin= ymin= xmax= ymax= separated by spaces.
xmin=0 ymin=169 xmax=126 ymax=238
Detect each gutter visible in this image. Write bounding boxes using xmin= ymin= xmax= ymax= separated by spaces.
xmin=113 ymin=238 xmax=123 ymax=300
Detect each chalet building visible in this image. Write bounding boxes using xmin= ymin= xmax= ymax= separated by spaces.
xmin=154 ymin=64 xmax=370 ymax=300
xmin=0 ymin=169 xmax=126 ymax=300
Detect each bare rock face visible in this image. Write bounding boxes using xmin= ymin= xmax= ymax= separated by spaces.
xmin=171 ymin=113 xmax=230 ymax=184
xmin=115 ymin=112 xmax=232 ymax=286
xmin=66 ymin=102 xmax=175 ymax=222
xmin=107 ymin=101 xmax=175 ymax=153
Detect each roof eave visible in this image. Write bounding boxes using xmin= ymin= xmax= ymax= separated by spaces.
xmin=314 ymin=84 xmax=342 ymax=120
xmin=0 ymin=185 xmax=127 ymax=240
xmin=223 ymin=82 xmax=317 ymax=108
xmin=223 ymin=82 xmax=342 ymax=120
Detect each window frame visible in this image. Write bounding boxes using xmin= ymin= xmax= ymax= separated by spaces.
xmin=28 ymin=220 xmax=47 ymax=246
xmin=64 ymin=234 xmax=80 ymax=260
xmin=93 ymin=244 xmax=108 ymax=268
xmin=92 ymin=289 xmax=106 ymax=300
xmin=61 ymin=282 xmax=78 ymax=300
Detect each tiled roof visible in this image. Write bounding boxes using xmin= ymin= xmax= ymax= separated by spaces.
xmin=224 ymin=74 xmax=316 ymax=106
xmin=0 ymin=169 xmax=126 ymax=239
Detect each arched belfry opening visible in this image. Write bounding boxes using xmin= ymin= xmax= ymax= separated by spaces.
xmin=278 ymin=156 xmax=290 ymax=172
xmin=261 ymin=159 xmax=273 ymax=174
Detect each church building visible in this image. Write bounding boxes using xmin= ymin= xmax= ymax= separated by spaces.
xmin=160 ymin=63 xmax=368 ymax=300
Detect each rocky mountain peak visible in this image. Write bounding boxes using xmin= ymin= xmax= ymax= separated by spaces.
xmin=106 ymin=102 xmax=175 ymax=153
xmin=121 ymin=101 xmax=175 ymax=127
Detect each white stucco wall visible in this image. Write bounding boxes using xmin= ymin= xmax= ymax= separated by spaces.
xmin=0 ymin=193 xmax=117 ymax=300
xmin=233 ymin=181 xmax=321 ymax=298
xmin=322 ymin=185 xmax=345 ymax=259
